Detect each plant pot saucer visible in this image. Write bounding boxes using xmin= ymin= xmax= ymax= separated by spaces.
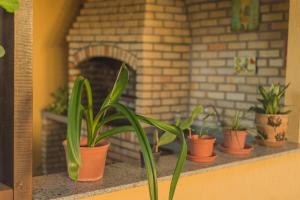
xmin=187 ymin=152 xmax=217 ymax=163
xmin=219 ymin=144 xmax=253 ymax=156
xmin=256 ymin=139 xmax=286 ymax=148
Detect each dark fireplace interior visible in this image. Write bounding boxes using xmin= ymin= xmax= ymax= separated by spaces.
xmin=78 ymin=57 xmax=136 ymax=124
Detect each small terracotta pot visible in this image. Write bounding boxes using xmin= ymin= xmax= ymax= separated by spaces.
xmin=223 ymin=129 xmax=247 ymax=150
xmin=188 ymin=135 xmax=215 ymax=157
xmin=63 ymin=138 xmax=110 ymax=182
xmin=255 ymin=113 xmax=288 ymax=147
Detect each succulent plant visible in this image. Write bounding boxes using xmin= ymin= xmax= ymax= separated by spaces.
xmin=249 ymin=83 xmax=290 ymax=115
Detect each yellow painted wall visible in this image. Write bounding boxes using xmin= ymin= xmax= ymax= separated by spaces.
xmin=33 ymin=0 xmax=82 ymax=174
xmin=82 ymin=151 xmax=300 ymax=200
xmin=286 ymin=0 xmax=300 ymax=143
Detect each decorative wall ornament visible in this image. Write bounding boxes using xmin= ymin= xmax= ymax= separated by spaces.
xmin=232 ymin=0 xmax=260 ymax=31
xmin=234 ymin=56 xmax=256 ymax=74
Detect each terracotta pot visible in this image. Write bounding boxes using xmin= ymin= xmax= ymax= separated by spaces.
xmin=223 ymin=129 xmax=247 ymax=150
xmin=63 ymin=138 xmax=110 ymax=182
xmin=188 ymin=135 xmax=215 ymax=157
xmin=255 ymin=113 xmax=288 ymax=147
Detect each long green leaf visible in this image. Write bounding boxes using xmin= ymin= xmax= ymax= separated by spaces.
xmin=67 ymin=77 xmax=85 ymax=180
xmin=158 ymin=132 xmax=177 ymax=147
xmin=0 ymin=45 xmax=5 ymax=57
xmin=94 ymin=63 xmax=129 ymax=126
xmin=93 ymin=113 xmax=125 ymax=138
xmin=67 ymin=76 xmax=96 ymax=180
xmin=94 ymin=125 xmax=135 ymax=144
xmin=0 ymin=0 xmax=19 ymax=13
xmin=136 ymin=115 xmax=187 ymax=200
xmin=111 ymin=103 xmax=158 ymax=200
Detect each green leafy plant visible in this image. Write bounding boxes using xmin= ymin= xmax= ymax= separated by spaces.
xmin=249 ymin=83 xmax=290 ymax=114
xmin=151 ymin=126 xmax=180 ymax=154
xmin=67 ymin=63 xmax=187 ymax=200
xmin=174 ymin=105 xmax=217 ymax=137
xmin=230 ymin=111 xmax=245 ymax=131
xmin=45 ymin=85 xmax=68 ymax=115
xmin=0 ymin=0 xmax=19 ymax=57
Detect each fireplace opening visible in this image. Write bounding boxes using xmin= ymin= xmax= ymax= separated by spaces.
xmin=78 ymin=57 xmax=136 ymax=124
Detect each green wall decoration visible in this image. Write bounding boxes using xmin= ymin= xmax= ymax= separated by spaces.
xmin=232 ymin=0 xmax=260 ymax=31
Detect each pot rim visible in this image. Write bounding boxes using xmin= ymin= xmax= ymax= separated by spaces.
xmin=62 ymin=139 xmax=110 ymax=149
xmin=255 ymin=113 xmax=289 ymax=117
xmin=188 ymin=135 xmax=216 ymax=141
xmin=223 ymin=128 xmax=248 ymax=133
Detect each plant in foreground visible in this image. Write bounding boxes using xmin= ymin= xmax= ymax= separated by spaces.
xmin=0 ymin=0 xmax=19 ymax=57
xmin=67 ymin=63 xmax=187 ymax=200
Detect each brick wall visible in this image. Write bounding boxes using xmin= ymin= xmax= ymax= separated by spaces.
xmin=67 ymin=0 xmax=191 ymax=122
xmin=56 ymin=0 xmax=290 ymax=169
xmin=186 ymin=0 xmax=289 ymax=126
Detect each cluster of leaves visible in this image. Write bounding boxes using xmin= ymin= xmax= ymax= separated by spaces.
xmin=67 ymin=63 xmax=187 ymax=200
xmin=45 ymin=85 xmax=68 ymax=115
xmin=0 ymin=0 xmax=19 ymax=57
xmin=173 ymin=105 xmax=217 ymax=137
xmin=250 ymin=83 xmax=290 ymax=114
xmin=151 ymin=106 xmax=209 ymax=153
xmin=230 ymin=111 xmax=244 ymax=131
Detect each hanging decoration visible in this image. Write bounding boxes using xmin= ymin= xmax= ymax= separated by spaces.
xmin=232 ymin=0 xmax=260 ymax=31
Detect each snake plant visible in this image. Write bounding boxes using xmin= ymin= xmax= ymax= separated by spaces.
xmin=249 ymin=83 xmax=290 ymax=114
xmin=67 ymin=63 xmax=187 ymax=200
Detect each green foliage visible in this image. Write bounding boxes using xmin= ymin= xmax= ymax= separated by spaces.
xmin=249 ymin=83 xmax=290 ymax=114
xmin=67 ymin=63 xmax=187 ymax=200
xmin=192 ymin=109 xmax=217 ymax=137
xmin=0 ymin=45 xmax=5 ymax=57
xmin=230 ymin=111 xmax=243 ymax=131
xmin=0 ymin=0 xmax=19 ymax=13
xmin=174 ymin=105 xmax=217 ymax=137
xmin=45 ymin=85 xmax=68 ymax=115
xmin=0 ymin=0 xmax=19 ymax=58
xmin=179 ymin=105 xmax=204 ymax=130
xmin=151 ymin=106 xmax=205 ymax=153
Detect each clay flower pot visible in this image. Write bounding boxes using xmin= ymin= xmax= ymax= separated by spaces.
xmin=188 ymin=135 xmax=215 ymax=157
xmin=63 ymin=138 xmax=110 ymax=181
xmin=223 ymin=129 xmax=247 ymax=150
xmin=255 ymin=113 xmax=288 ymax=147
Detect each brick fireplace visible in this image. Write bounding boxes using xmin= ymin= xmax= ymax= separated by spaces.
xmin=41 ymin=0 xmax=289 ymax=174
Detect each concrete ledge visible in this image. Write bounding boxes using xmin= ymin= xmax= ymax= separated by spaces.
xmin=33 ymin=142 xmax=300 ymax=200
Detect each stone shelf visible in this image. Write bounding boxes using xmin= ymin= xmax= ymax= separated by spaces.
xmin=33 ymin=142 xmax=300 ymax=200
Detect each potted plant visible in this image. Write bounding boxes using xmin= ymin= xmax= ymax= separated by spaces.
xmin=177 ymin=105 xmax=217 ymax=163
xmin=65 ymin=63 xmax=187 ymax=200
xmin=220 ymin=112 xmax=253 ymax=156
xmin=250 ymin=83 xmax=290 ymax=147
xmin=223 ymin=111 xmax=246 ymax=150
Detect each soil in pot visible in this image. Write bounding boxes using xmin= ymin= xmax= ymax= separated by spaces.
xmin=223 ymin=129 xmax=247 ymax=150
xmin=63 ymin=138 xmax=110 ymax=182
xmin=188 ymin=135 xmax=215 ymax=158
xmin=255 ymin=113 xmax=288 ymax=147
